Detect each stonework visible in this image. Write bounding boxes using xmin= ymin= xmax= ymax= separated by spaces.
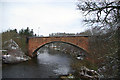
xmin=28 ymin=36 xmax=89 ymax=57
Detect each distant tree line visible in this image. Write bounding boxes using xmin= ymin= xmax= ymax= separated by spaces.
xmin=19 ymin=27 xmax=36 ymax=37
xmin=4 ymin=27 xmax=36 ymax=37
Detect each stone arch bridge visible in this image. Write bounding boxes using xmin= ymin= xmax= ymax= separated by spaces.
xmin=28 ymin=36 xmax=89 ymax=57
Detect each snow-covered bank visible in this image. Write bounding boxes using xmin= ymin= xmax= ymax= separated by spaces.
xmin=2 ymin=39 xmax=31 ymax=63
xmin=2 ymin=54 xmax=30 ymax=63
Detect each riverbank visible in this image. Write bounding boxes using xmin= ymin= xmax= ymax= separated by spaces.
xmin=2 ymin=46 xmax=101 ymax=79
xmin=2 ymin=39 xmax=31 ymax=64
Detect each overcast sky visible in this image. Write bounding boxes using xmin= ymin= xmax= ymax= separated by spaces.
xmin=0 ymin=0 xmax=88 ymax=36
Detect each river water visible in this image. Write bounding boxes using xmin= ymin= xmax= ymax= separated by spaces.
xmin=2 ymin=48 xmax=74 ymax=78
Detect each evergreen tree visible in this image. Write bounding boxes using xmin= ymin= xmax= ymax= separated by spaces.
xmin=19 ymin=27 xmax=34 ymax=37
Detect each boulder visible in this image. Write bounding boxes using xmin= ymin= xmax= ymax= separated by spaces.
xmin=79 ymin=66 xmax=100 ymax=80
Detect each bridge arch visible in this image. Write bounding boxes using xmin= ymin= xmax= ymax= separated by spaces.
xmin=32 ymin=41 xmax=88 ymax=57
xmin=28 ymin=36 xmax=89 ymax=57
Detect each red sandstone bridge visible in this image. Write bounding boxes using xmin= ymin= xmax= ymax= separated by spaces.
xmin=28 ymin=36 xmax=89 ymax=57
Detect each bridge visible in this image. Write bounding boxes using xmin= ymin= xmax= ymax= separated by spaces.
xmin=28 ymin=36 xmax=89 ymax=57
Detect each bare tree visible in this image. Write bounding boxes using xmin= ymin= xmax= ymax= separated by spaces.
xmin=77 ymin=0 xmax=120 ymax=29
xmin=77 ymin=0 xmax=120 ymax=78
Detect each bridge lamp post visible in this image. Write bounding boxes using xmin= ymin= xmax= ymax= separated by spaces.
xmin=38 ymin=27 xmax=40 ymax=36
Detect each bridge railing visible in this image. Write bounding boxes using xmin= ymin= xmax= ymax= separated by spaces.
xmin=28 ymin=35 xmax=90 ymax=38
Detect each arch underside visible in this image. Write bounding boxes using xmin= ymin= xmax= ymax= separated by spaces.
xmin=32 ymin=41 xmax=88 ymax=56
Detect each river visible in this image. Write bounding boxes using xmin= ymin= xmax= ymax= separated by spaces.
xmin=2 ymin=48 xmax=74 ymax=78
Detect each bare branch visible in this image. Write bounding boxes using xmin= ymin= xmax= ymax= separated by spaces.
xmin=77 ymin=1 xmax=120 ymax=28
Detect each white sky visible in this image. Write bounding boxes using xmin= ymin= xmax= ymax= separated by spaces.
xmin=0 ymin=0 xmax=87 ymax=36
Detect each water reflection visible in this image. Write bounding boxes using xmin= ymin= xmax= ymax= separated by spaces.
xmin=37 ymin=49 xmax=72 ymax=75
